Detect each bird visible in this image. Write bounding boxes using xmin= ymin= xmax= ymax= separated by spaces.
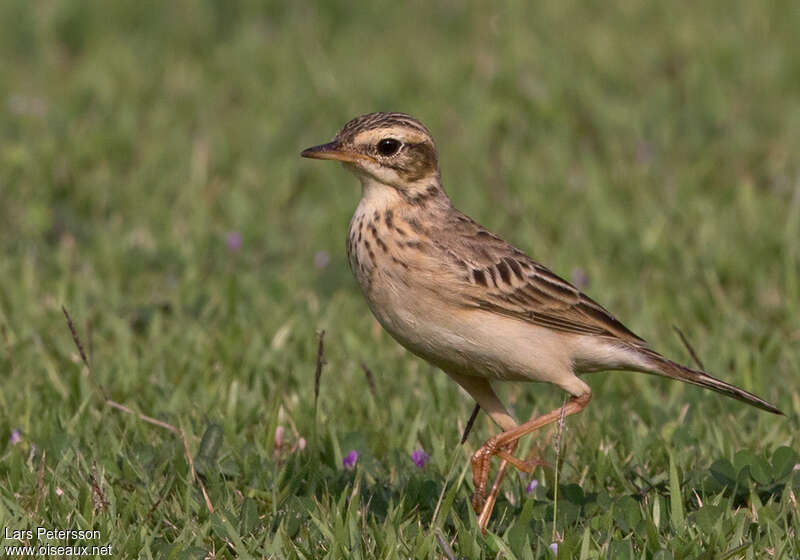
xmin=300 ymin=112 xmax=782 ymax=532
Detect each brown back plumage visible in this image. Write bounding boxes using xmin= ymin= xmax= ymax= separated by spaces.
xmin=435 ymin=209 xmax=647 ymax=345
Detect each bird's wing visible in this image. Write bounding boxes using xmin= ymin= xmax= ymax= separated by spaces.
xmin=438 ymin=212 xmax=648 ymax=346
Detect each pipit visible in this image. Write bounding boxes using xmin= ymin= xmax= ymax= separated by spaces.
xmin=301 ymin=112 xmax=782 ymax=532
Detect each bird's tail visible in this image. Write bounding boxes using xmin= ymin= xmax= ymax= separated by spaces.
xmin=641 ymin=353 xmax=783 ymax=415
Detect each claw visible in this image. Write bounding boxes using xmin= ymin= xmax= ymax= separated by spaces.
xmin=470 ymin=439 xmax=496 ymax=514
xmin=472 ymin=491 xmax=485 ymax=515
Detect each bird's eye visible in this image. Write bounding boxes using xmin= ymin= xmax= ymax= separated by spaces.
xmin=376 ymin=138 xmax=402 ymax=156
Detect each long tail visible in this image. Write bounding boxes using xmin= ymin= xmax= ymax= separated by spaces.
xmin=642 ymin=354 xmax=783 ymax=415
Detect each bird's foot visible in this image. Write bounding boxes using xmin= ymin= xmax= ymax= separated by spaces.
xmin=471 ymin=438 xmax=525 ymax=514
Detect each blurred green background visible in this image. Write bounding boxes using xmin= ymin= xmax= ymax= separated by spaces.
xmin=1 ymin=1 xmax=799 ymax=557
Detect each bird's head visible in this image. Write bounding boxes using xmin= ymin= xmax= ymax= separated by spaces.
xmin=301 ymin=112 xmax=443 ymax=200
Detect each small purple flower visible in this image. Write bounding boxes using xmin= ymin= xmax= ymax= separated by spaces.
xmin=525 ymin=479 xmax=538 ymax=494
xmin=342 ymin=450 xmax=359 ymax=470
xmin=9 ymin=429 xmax=22 ymax=446
xmin=314 ymin=251 xmax=331 ymax=269
xmin=549 ymin=542 xmax=558 ymax=555
xmin=411 ymin=448 xmax=430 ymax=468
xmin=570 ymin=267 xmax=588 ymax=290
xmin=636 ymin=140 xmax=655 ymax=164
xmin=226 ymin=231 xmax=242 ymax=252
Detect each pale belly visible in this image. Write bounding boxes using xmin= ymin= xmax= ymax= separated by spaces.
xmin=359 ymin=274 xmax=583 ymax=388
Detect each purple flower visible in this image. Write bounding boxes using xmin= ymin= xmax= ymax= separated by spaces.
xmin=549 ymin=542 xmax=558 ymax=555
xmin=636 ymin=140 xmax=655 ymax=164
xmin=9 ymin=429 xmax=21 ymax=446
xmin=525 ymin=479 xmax=538 ymax=494
xmin=411 ymin=448 xmax=430 ymax=468
xmin=570 ymin=267 xmax=588 ymax=289
xmin=314 ymin=251 xmax=331 ymax=269
xmin=226 ymin=232 xmax=242 ymax=252
xmin=342 ymin=450 xmax=359 ymax=470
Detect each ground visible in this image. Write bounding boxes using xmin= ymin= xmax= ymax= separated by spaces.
xmin=0 ymin=1 xmax=798 ymax=558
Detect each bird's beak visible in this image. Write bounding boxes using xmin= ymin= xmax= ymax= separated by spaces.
xmin=300 ymin=141 xmax=366 ymax=164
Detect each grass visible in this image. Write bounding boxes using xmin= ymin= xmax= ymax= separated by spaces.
xmin=1 ymin=1 xmax=799 ymax=557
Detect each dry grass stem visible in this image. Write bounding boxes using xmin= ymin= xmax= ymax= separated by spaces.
xmin=460 ymin=404 xmax=481 ymax=444
xmin=673 ymin=325 xmax=705 ymax=370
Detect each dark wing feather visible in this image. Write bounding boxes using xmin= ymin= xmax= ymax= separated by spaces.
xmin=442 ymin=212 xmax=647 ymax=346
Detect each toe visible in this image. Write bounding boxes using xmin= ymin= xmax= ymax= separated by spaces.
xmin=471 ymin=492 xmax=484 ymax=515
